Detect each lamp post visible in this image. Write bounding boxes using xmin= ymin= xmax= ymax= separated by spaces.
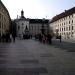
xmin=55 ymin=27 xmax=59 ymax=38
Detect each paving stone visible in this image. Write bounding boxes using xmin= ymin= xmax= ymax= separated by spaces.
xmin=0 ymin=67 xmax=48 ymax=75
xmin=0 ymin=60 xmax=7 ymax=64
xmin=0 ymin=39 xmax=75 ymax=75
xmin=21 ymin=59 xmax=39 ymax=64
xmin=40 ymin=53 xmax=54 ymax=57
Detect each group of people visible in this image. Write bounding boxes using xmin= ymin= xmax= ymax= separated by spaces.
xmin=35 ymin=33 xmax=62 ymax=44
xmin=0 ymin=32 xmax=16 ymax=43
xmin=35 ymin=33 xmax=53 ymax=44
xmin=0 ymin=32 xmax=62 ymax=44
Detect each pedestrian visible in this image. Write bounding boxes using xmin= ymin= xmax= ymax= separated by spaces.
xmin=39 ymin=34 xmax=42 ymax=42
xmin=10 ymin=34 xmax=12 ymax=42
xmin=2 ymin=34 xmax=5 ymax=42
xmin=6 ymin=32 xmax=9 ymax=42
xmin=45 ymin=35 xmax=48 ymax=43
xmin=42 ymin=34 xmax=45 ymax=44
xmin=12 ymin=33 xmax=16 ymax=42
xmin=59 ymin=35 xmax=61 ymax=43
xmin=48 ymin=33 xmax=52 ymax=44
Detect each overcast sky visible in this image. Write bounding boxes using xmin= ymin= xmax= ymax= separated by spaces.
xmin=1 ymin=0 xmax=75 ymax=19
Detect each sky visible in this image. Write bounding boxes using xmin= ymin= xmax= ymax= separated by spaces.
xmin=1 ymin=0 xmax=75 ymax=19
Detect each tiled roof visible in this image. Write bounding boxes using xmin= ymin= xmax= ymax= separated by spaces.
xmin=29 ymin=19 xmax=49 ymax=24
xmin=50 ymin=7 xmax=75 ymax=23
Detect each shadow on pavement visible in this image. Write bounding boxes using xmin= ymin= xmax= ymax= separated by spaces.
xmin=51 ymin=40 xmax=75 ymax=52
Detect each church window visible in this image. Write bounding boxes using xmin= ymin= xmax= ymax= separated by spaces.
xmin=18 ymin=26 xmax=20 ymax=30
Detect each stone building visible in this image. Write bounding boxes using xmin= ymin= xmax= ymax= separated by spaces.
xmin=0 ymin=0 xmax=11 ymax=36
xmin=50 ymin=7 xmax=75 ymax=39
xmin=15 ymin=10 xmax=49 ymax=38
xmin=15 ymin=10 xmax=29 ymax=39
xmin=29 ymin=19 xmax=49 ymax=36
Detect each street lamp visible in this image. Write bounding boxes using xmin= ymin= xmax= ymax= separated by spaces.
xmin=55 ymin=27 xmax=59 ymax=38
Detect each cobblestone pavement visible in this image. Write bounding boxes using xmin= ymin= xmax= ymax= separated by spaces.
xmin=0 ymin=39 xmax=75 ymax=75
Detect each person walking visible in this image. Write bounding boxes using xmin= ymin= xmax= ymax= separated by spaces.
xmin=10 ymin=34 xmax=12 ymax=42
xmin=48 ymin=33 xmax=52 ymax=44
xmin=12 ymin=33 xmax=16 ymax=42
xmin=59 ymin=35 xmax=61 ymax=43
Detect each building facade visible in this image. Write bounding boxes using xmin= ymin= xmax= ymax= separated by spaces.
xmin=15 ymin=10 xmax=49 ymax=38
xmin=29 ymin=19 xmax=49 ymax=36
xmin=0 ymin=0 xmax=11 ymax=36
xmin=50 ymin=7 xmax=75 ymax=39
xmin=15 ymin=10 xmax=29 ymax=39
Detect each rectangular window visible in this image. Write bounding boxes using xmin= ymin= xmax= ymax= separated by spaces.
xmin=64 ymin=22 xmax=65 ymax=25
xmin=64 ymin=28 xmax=65 ymax=31
xmin=72 ymin=20 xmax=73 ymax=23
xmin=60 ymin=28 xmax=61 ymax=31
xmin=72 ymin=32 xmax=74 ymax=34
xmin=62 ymin=23 xmax=63 ymax=26
xmin=69 ymin=26 xmax=70 ymax=30
xmin=72 ymin=14 xmax=73 ymax=18
xmin=69 ymin=16 xmax=70 ymax=18
xmin=62 ymin=28 xmax=63 ymax=31
xmin=69 ymin=21 xmax=70 ymax=24
xmin=72 ymin=26 xmax=73 ymax=30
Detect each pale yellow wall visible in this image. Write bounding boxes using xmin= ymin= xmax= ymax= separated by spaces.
xmin=0 ymin=1 xmax=11 ymax=36
xmin=50 ymin=14 xmax=75 ymax=39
